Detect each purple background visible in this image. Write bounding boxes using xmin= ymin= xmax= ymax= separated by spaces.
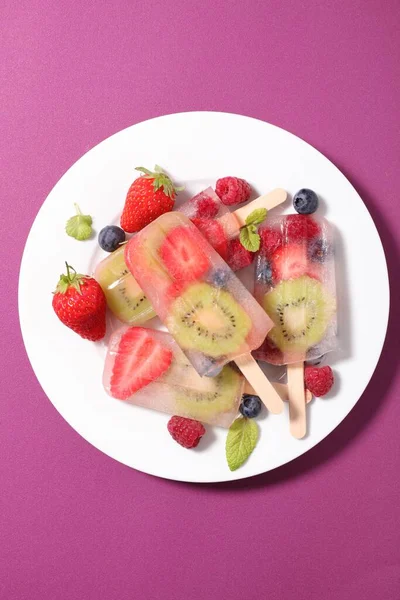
xmin=1 ymin=1 xmax=400 ymax=598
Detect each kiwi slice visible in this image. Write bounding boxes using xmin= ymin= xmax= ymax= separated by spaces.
xmin=166 ymin=282 xmax=252 ymax=357
xmin=263 ymin=276 xmax=335 ymax=352
xmin=94 ymin=247 xmax=156 ymax=324
xmin=174 ymin=364 xmax=242 ymax=422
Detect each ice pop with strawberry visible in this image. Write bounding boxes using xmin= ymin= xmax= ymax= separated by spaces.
xmin=95 ymin=186 xmax=287 ymax=326
xmin=125 ymin=212 xmax=285 ymax=414
xmin=104 ymin=325 xmax=308 ymax=427
xmin=103 ymin=326 xmax=245 ymax=427
xmin=254 ymin=190 xmax=337 ymax=437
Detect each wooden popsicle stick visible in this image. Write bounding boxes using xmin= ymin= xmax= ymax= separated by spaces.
xmin=287 ymin=362 xmax=307 ymax=439
xmin=235 ymin=354 xmax=284 ymax=414
xmin=233 ymin=188 xmax=287 ymax=226
xmin=244 ymin=380 xmax=312 ymax=404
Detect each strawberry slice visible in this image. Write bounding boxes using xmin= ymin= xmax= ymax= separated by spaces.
xmin=159 ymin=226 xmax=210 ymax=282
xmin=271 ymin=244 xmax=321 ymax=282
xmin=191 ymin=218 xmax=228 ymax=260
xmin=110 ymin=328 xmax=173 ymax=400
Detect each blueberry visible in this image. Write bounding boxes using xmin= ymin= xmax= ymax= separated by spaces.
xmin=210 ymin=268 xmax=229 ymax=288
xmin=293 ymin=189 xmax=319 ymax=214
xmin=239 ymin=394 xmax=262 ymax=418
xmin=308 ymin=238 xmax=332 ymax=263
xmin=98 ymin=226 xmax=126 ymax=252
xmin=257 ymin=261 xmax=273 ymax=284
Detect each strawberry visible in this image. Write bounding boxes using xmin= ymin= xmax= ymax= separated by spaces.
xmin=110 ymin=328 xmax=173 ymax=400
xmin=52 ymin=263 xmax=106 ymax=341
xmin=191 ymin=218 xmax=228 ymax=261
xmin=271 ymin=244 xmax=322 ymax=282
xmin=159 ymin=226 xmax=210 ymax=283
xmin=120 ymin=165 xmax=181 ymax=233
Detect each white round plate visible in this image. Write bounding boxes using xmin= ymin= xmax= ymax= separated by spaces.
xmin=19 ymin=112 xmax=389 ymax=483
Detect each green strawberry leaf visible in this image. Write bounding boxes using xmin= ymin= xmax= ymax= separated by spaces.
xmin=240 ymin=227 xmax=260 ymax=252
xmin=66 ymin=204 xmax=93 ymax=241
xmin=135 ymin=165 xmax=184 ymax=198
xmin=245 ymin=208 xmax=268 ymax=227
xmin=54 ymin=263 xmax=84 ymax=294
xmin=226 ymin=417 xmax=259 ymax=471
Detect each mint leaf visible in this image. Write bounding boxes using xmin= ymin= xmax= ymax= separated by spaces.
xmin=245 ymin=208 xmax=267 ymax=227
xmin=66 ymin=204 xmax=92 ymax=241
xmin=226 ymin=417 xmax=259 ymax=471
xmin=239 ymin=208 xmax=267 ymax=252
xmin=240 ymin=227 xmax=260 ymax=252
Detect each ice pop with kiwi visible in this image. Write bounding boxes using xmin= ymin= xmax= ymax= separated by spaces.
xmin=95 ymin=188 xmax=287 ymax=325
xmin=103 ymin=326 xmax=245 ymax=427
xmin=254 ymin=214 xmax=337 ymax=437
xmin=125 ymin=211 xmax=285 ymax=414
xmin=104 ymin=326 xmax=303 ymax=427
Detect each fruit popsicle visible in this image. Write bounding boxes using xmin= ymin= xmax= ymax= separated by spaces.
xmin=95 ymin=188 xmax=287 ymax=326
xmin=103 ymin=326 xmax=244 ymax=427
xmin=104 ymin=326 xmax=300 ymax=427
xmin=125 ymin=211 xmax=285 ymax=414
xmin=254 ymin=214 xmax=337 ymax=437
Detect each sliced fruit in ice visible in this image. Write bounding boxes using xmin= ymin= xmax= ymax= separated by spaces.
xmin=263 ymin=276 xmax=335 ymax=353
xmin=94 ymin=246 xmax=156 ymax=324
xmin=271 ymin=244 xmax=321 ymax=282
xmin=110 ymin=327 xmax=173 ymax=399
xmin=191 ymin=218 xmax=228 ymax=261
xmin=166 ymin=282 xmax=252 ymax=357
xmin=159 ymin=226 xmax=210 ymax=282
xmin=174 ymin=364 xmax=243 ymax=422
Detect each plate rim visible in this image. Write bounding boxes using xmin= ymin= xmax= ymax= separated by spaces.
xmin=18 ymin=110 xmax=390 ymax=483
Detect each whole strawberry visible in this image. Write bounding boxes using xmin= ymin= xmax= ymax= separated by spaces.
xmin=52 ymin=263 xmax=106 ymax=341
xmin=167 ymin=416 xmax=206 ymax=449
xmin=120 ymin=165 xmax=181 ymax=233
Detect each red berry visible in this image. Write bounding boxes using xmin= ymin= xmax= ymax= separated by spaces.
xmin=271 ymin=244 xmax=321 ymax=282
xmin=110 ymin=328 xmax=173 ymax=400
xmin=195 ymin=195 xmax=219 ymax=218
xmin=259 ymin=227 xmax=282 ymax=257
xmin=226 ymin=238 xmax=255 ymax=271
xmin=284 ymin=215 xmax=321 ymax=243
xmin=215 ymin=177 xmax=252 ymax=206
xmin=120 ymin=166 xmax=178 ymax=233
xmin=254 ymin=336 xmax=284 ymax=365
xmin=52 ymin=264 xmax=106 ymax=341
xmin=167 ymin=416 xmax=206 ymax=449
xmin=159 ymin=226 xmax=210 ymax=283
xmin=191 ymin=218 xmax=228 ymax=261
xmin=304 ymin=366 xmax=334 ymax=397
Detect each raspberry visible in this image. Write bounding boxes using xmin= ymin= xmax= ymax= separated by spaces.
xmin=284 ymin=215 xmax=321 ymax=243
xmin=254 ymin=336 xmax=283 ymax=365
xmin=260 ymin=227 xmax=282 ymax=257
xmin=226 ymin=238 xmax=255 ymax=271
xmin=195 ymin=195 xmax=219 ymax=218
xmin=215 ymin=177 xmax=252 ymax=206
xmin=167 ymin=416 xmax=206 ymax=449
xmin=304 ymin=366 xmax=334 ymax=397
xmin=191 ymin=218 xmax=228 ymax=260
